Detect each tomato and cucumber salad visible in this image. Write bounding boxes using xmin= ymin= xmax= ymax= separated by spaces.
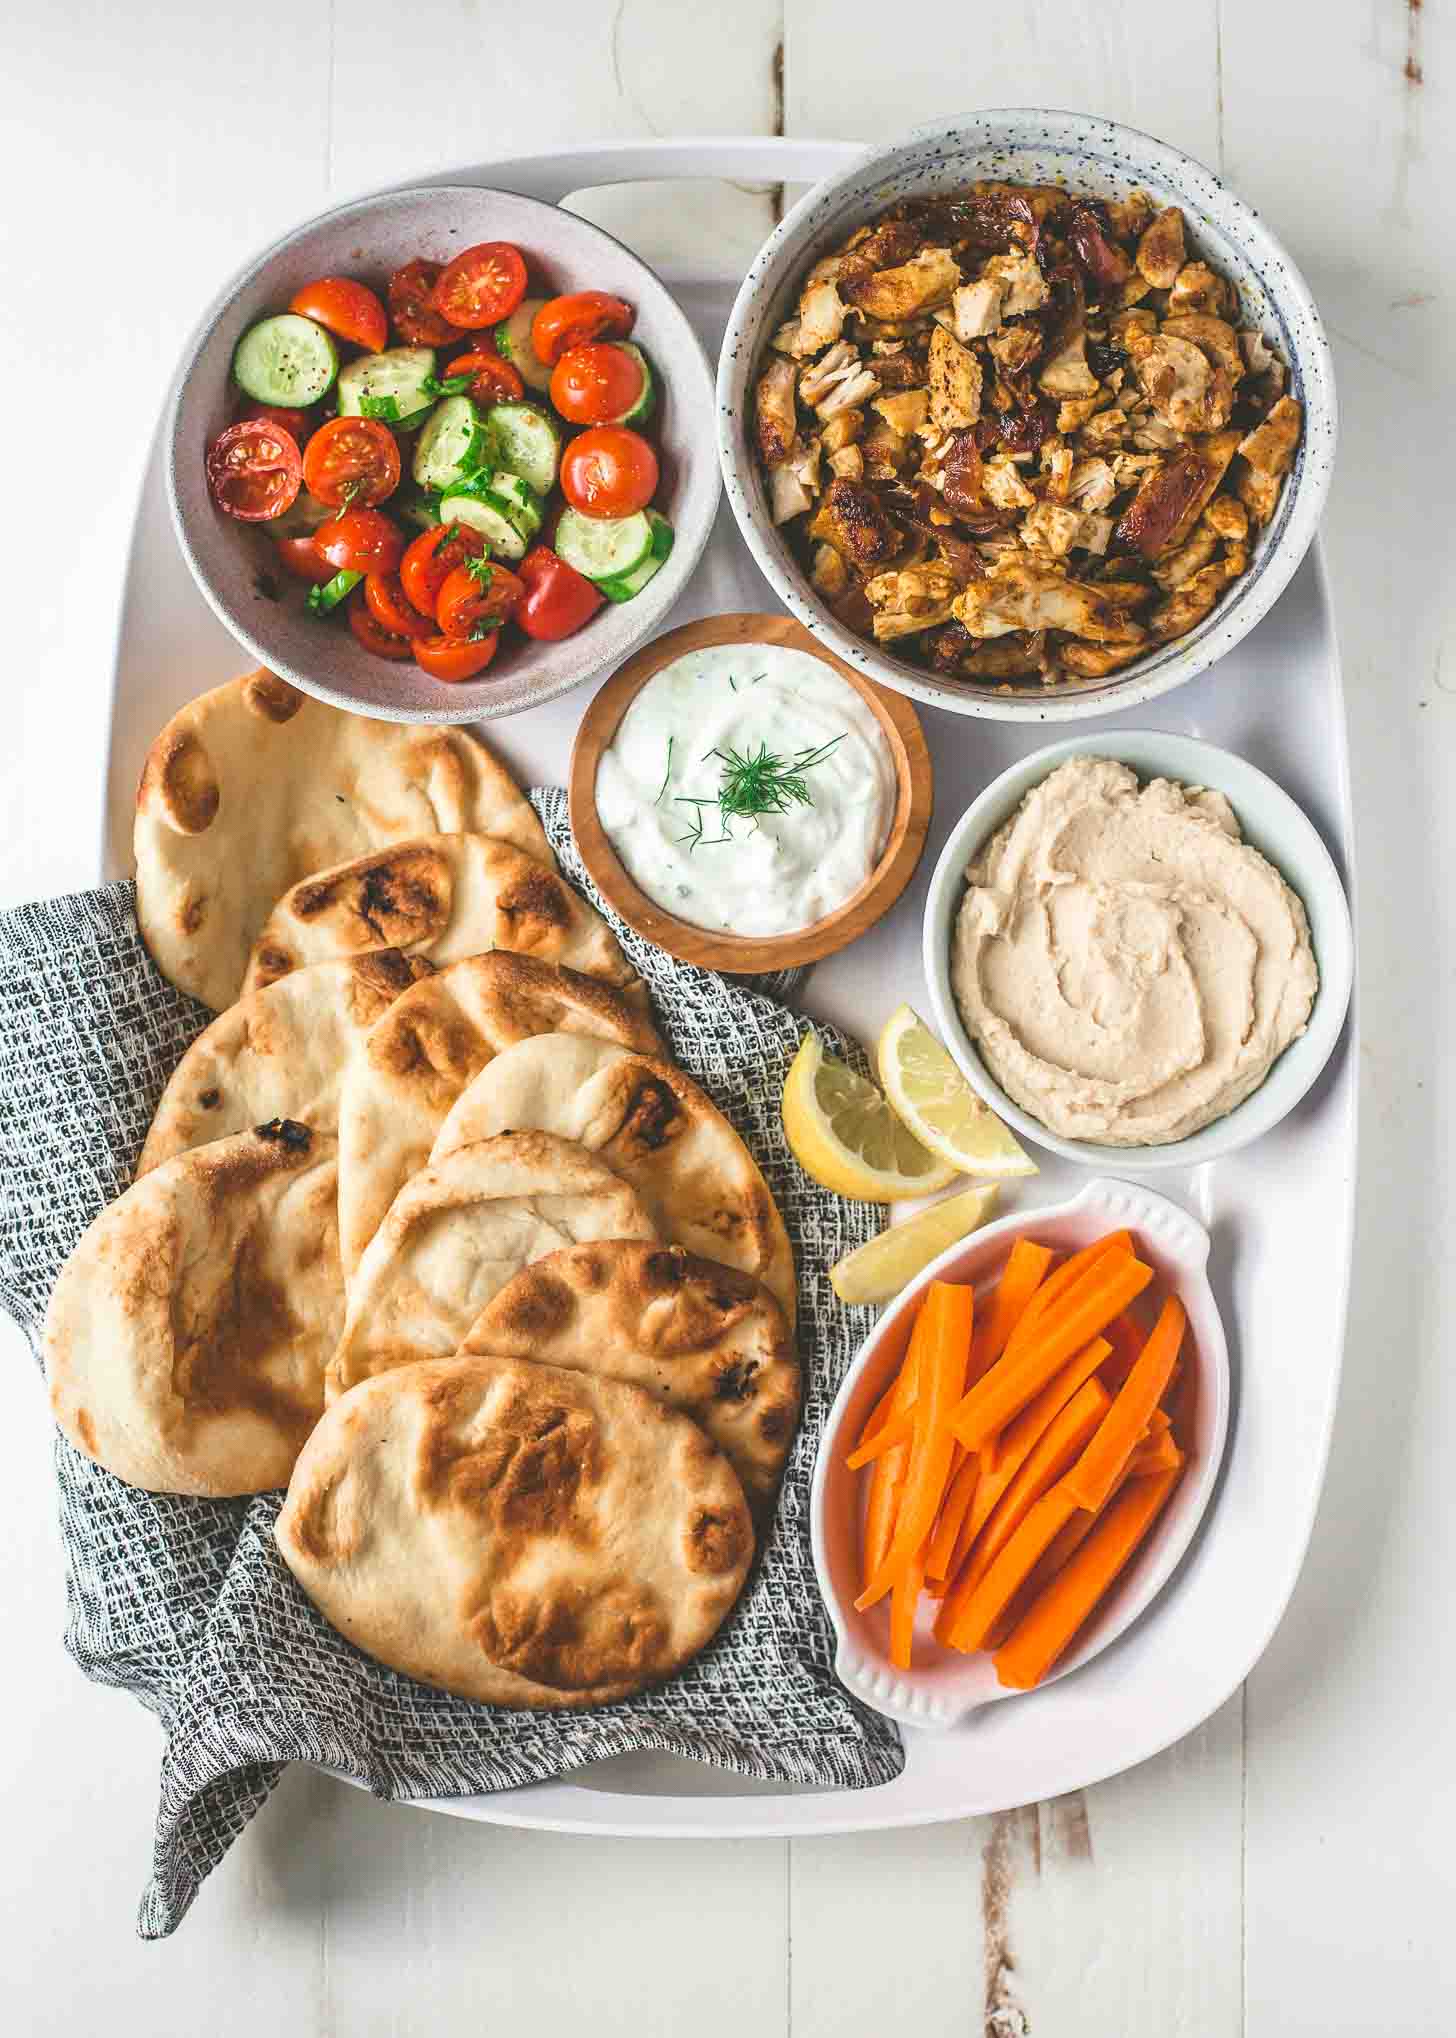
xmin=205 ymin=237 xmax=674 ymax=682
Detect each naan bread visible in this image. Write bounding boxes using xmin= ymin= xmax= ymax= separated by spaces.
xmin=277 ymin=1354 xmax=753 ymax=1707
xmin=463 ymin=1243 xmax=799 ymax=1516
xmin=135 ymin=668 xmax=551 ymax=1010
xmin=138 ymin=951 xmax=432 ymax=1176
xmin=241 ymin=833 xmax=635 ymax=1000
xmin=46 ymin=1120 xmax=342 ymax=1496
xmin=337 ymin=953 xmax=662 ymax=1283
xmin=433 ymin=1037 xmax=796 ymax=1323
xmin=327 ymin=1131 xmax=659 ymax=1401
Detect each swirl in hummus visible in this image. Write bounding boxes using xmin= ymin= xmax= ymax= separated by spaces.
xmin=951 ymin=757 xmax=1319 ymax=1145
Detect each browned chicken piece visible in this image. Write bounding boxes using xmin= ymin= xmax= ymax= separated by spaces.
xmin=797 ymin=280 xmax=849 ymax=354
xmin=952 ymin=558 xmax=1148 ymax=645
xmin=983 ymin=249 xmax=1049 ymax=315
xmin=1109 ymin=306 xmax=1158 ymax=352
xmin=947 ymin=278 xmax=1005 ymax=340
xmin=799 ymin=339 xmax=881 ymax=420
xmin=1205 ymin=493 xmax=1249 ymax=543
xmin=1117 ymin=273 xmax=1154 ymax=309
xmin=1038 ymin=328 xmax=1100 ymax=399
xmin=868 ymin=347 xmax=928 ymax=389
xmin=1020 ymin=502 xmax=1112 ymax=559
xmin=988 ymin=323 xmax=1043 ymax=375
xmin=1235 ymin=395 xmax=1302 ymax=525
xmin=1067 ymin=456 xmax=1119 ymax=510
xmin=1057 ymin=391 xmax=1104 ymax=432
xmin=1150 ymin=516 xmax=1220 ymax=590
xmin=1041 ymin=439 xmax=1073 ymax=499
xmin=1076 ymin=407 xmax=1131 ymax=454
xmin=754 ymin=357 xmax=798 ymax=467
xmin=929 ymin=625 xmax=1040 ymax=680
xmin=1059 ymin=638 xmax=1150 ymax=680
xmin=1161 ymin=313 xmax=1244 ymax=383
xmin=857 ymin=219 xmax=926 ymax=269
xmin=861 ymin=415 xmax=913 ymax=480
xmin=1089 ymin=578 xmax=1160 ymax=610
xmin=809 ymin=476 xmax=903 ymax=571
xmin=1127 ymin=330 xmax=1234 ymax=434
xmin=1108 ymin=189 xmax=1156 ymax=241
xmin=828 ymin=581 xmax=876 ymax=637
xmin=1168 ymin=261 xmax=1237 ymax=319
xmin=982 ymin=455 xmax=1037 ymax=510
xmin=873 ymin=389 xmax=930 ymax=435
xmin=1239 ymin=327 xmax=1287 ymax=410
xmin=1147 ymin=546 xmax=1250 ymax=639
xmin=1113 ymin=429 xmax=1241 ymax=556
xmin=768 ymin=438 xmax=822 ymax=524
xmin=1136 ymin=206 xmax=1186 ymax=290
xmin=864 ymin=562 xmax=962 ymax=642
xmin=811 ymin=542 xmax=849 ymax=598
xmin=829 ymin=443 xmax=865 ymax=481
xmin=843 ymin=247 xmax=961 ymax=321
xmin=927 ymin=325 xmax=983 ymax=428
xmin=770 ymin=318 xmax=810 ymax=358
xmin=820 ymin=409 xmax=863 ymax=454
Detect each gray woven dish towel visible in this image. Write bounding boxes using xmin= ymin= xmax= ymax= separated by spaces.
xmin=0 ymin=789 xmax=904 ymax=1940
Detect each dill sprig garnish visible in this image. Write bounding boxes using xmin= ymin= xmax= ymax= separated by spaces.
xmin=672 ymin=734 xmax=844 ymax=851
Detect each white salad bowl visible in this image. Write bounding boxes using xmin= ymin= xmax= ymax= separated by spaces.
xmin=922 ymin=730 xmax=1355 ymax=1170
xmin=811 ymin=1177 xmax=1231 ymax=1730
xmin=167 ymin=184 xmax=720 ymax=724
xmin=717 ymin=109 xmax=1337 ymax=723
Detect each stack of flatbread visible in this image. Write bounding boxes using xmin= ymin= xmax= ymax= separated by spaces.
xmin=45 ymin=670 xmax=799 ymax=1710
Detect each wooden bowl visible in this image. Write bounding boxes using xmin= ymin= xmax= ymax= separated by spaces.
xmin=569 ymin=613 xmax=933 ymax=974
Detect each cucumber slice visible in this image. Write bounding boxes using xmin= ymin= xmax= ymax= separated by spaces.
xmin=450 ymin=468 xmax=543 ymax=542
xmin=412 ymin=395 xmax=488 ymax=491
xmin=438 ymin=494 xmax=527 ymax=561
xmin=493 ymin=298 xmax=552 ymax=392
xmin=483 ymin=402 xmax=561 ymax=495
xmin=595 ymin=512 xmax=674 ymax=602
xmin=306 ymin=568 xmax=362 ymax=614
xmin=554 ymin=507 xmax=653 ymax=582
xmin=607 ymin=343 xmax=656 ymax=427
xmin=233 ymin=314 xmax=338 ymax=407
xmin=337 ymin=346 xmax=436 ymax=426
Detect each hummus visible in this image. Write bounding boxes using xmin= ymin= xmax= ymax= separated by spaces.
xmin=951 ymin=757 xmax=1319 ymax=1146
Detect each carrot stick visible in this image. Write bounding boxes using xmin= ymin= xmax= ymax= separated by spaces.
xmin=951 ymin=1255 xmax=1153 ymax=1452
xmin=889 ymin=1547 xmax=925 ymax=1670
xmin=970 ymin=1239 xmax=1054 ymax=1374
xmin=1004 ymin=1230 xmax=1133 ymax=1352
xmin=1126 ymin=1431 xmax=1183 ymax=1477
xmin=955 ymin=1377 xmax=1111 ymax=1596
xmin=845 ymin=1405 xmax=917 ymax=1469
xmin=851 ymin=1371 xmax=909 ymax=1458
xmin=856 ymin=1282 xmax=975 ymax=1610
xmin=994 ymin=1467 xmax=1183 ymax=1689
xmin=924 ymin=1449 xmax=980 ymax=1582
xmin=941 ymin=1484 xmax=1086 ymax=1653
xmin=1061 ymin=1294 xmax=1186 ymax=1511
xmin=859 ymin=1336 xmax=923 ymax=1587
xmin=1098 ymin=1310 xmax=1146 ymax=1391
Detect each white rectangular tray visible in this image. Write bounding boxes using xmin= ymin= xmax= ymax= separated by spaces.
xmin=100 ymin=139 xmax=1355 ymax=1838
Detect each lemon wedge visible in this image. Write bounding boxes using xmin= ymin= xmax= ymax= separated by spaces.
xmin=829 ymin=1183 xmax=1001 ymax=1305
xmin=781 ymin=1028 xmax=958 ymax=1202
xmin=876 ymin=1004 xmax=1037 ymax=1179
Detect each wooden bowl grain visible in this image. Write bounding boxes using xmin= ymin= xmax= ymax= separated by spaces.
xmin=569 ymin=613 xmax=933 ymax=974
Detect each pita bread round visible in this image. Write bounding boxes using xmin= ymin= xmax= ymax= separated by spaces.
xmin=135 ymin=668 xmax=551 ymax=1010
xmin=137 ymin=951 xmax=432 ymax=1177
xmin=337 ymin=953 xmax=662 ymax=1284
xmin=327 ymin=1131 xmax=659 ymax=1402
xmin=277 ymin=1353 xmax=753 ymax=1707
xmin=46 ymin=1120 xmax=342 ymax=1496
xmin=432 ymin=1037 xmax=796 ymax=1322
xmin=463 ymin=1243 xmax=799 ymax=1516
xmin=241 ymin=832 xmax=636 ymax=1000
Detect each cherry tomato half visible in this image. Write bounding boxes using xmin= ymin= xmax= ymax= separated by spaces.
xmin=289 ymin=277 xmax=388 ymax=352
xmin=242 ymin=401 xmax=316 ymax=447
xmin=549 ymin=342 xmax=643 ymax=425
xmin=431 ymin=241 xmax=528 ymax=329
xmin=446 ymin=348 xmax=525 ymax=404
xmin=365 ymin=571 xmax=435 ymax=641
xmin=399 ymin=523 xmax=488 ymax=617
xmin=436 ymin=559 xmax=525 ymax=640
xmin=514 ymin=545 xmax=605 ymax=641
xmin=315 ymin=508 xmax=405 ymax=575
xmin=414 ymin=632 xmax=500 ymax=683
xmin=274 ymin=533 xmax=328 ymax=582
xmin=206 ymin=418 xmax=302 ymax=521
xmin=302 ymin=417 xmax=401 ymax=508
xmin=532 ymin=291 xmax=634 ymax=367
xmin=559 ymin=426 xmax=658 ymax=519
xmin=349 ymin=594 xmax=414 ymax=661
xmin=388 ymin=259 xmax=466 ymax=346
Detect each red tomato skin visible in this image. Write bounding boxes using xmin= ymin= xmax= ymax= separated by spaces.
xmin=289 ymin=278 xmax=388 ymax=352
xmin=275 ymin=533 xmax=327 ymax=582
xmin=431 ymin=242 xmax=528 ymax=329
xmin=435 ymin=562 xmax=526 ymax=640
xmin=559 ymin=426 xmax=658 ymax=519
xmin=315 ymin=508 xmax=405 ymax=575
xmin=364 ymin=571 xmax=434 ymax=641
xmin=349 ymin=595 xmax=414 ymax=660
xmin=388 ymin=260 xmax=466 ymax=347
xmin=399 ymin=524 xmax=486 ymax=616
xmin=414 ymin=632 xmax=501 ymax=682
xmin=302 ymin=417 xmax=401 ymax=508
xmin=515 ymin=546 xmax=605 ymax=641
xmin=243 ymin=401 xmax=316 ymax=447
xmin=206 ymin=419 xmax=303 ymax=521
xmin=531 ymin=292 xmax=634 ymax=367
xmin=446 ymin=349 xmax=525 ymax=404
xmin=549 ymin=342 xmax=642 ymax=424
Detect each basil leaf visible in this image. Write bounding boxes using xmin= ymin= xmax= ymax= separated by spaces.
xmin=359 ymin=393 xmax=401 ymax=422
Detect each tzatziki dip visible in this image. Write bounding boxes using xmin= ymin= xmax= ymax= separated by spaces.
xmin=595 ymin=642 xmax=897 ymax=937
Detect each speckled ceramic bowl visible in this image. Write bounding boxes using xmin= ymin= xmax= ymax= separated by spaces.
xmin=717 ymin=111 xmax=1337 ymax=723
xmin=168 ymin=185 xmax=719 ymax=724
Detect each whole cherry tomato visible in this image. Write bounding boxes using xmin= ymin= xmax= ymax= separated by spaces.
xmin=274 ymin=533 xmax=328 ymax=581
xmin=365 ymin=571 xmax=434 ymax=641
xmin=549 ymin=342 xmax=643 ymax=424
xmin=446 ymin=348 xmax=525 ymax=404
xmin=514 ymin=545 xmax=605 ymax=641
xmin=315 ymin=508 xmax=405 ymax=574
xmin=559 ymin=426 xmax=658 ymax=519
xmin=289 ymin=278 xmax=388 ymax=352
xmin=531 ymin=291 xmax=634 ymax=367
xmin=302 ymin=417 xmax=401 ymax=507
xmin=399 ymin=523 xmax=488 ymax=617
xmin=388 ymin=259 xmax=466 ymax=346
xmin=206 ymin=418 xmax=302 ymax=521
xmin=414 ymin=632 xmax=500 ymax=682
xmin=431 ymin=241 xmax=528 ymax=329
xmin=436 ymin=558 xmax=525 ymax=640
xmin=349 ymin=594 xmax=414 ymax=660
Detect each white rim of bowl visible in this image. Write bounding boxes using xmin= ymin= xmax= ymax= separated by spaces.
xmin=716 ymin=108 xmax=1338 ymax=724
xmin=920 ymin=730 xmax=1355 ymax=1168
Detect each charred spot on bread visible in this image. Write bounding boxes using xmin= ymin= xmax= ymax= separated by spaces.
xmin=255 ymin=1117 xmax=312 ymax=1151
xmin=242 ymin=669 xmax=302 ymax=722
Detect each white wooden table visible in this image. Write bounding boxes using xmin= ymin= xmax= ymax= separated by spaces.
xmin=3 ymin=2 xmax=1452 ymax=2029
